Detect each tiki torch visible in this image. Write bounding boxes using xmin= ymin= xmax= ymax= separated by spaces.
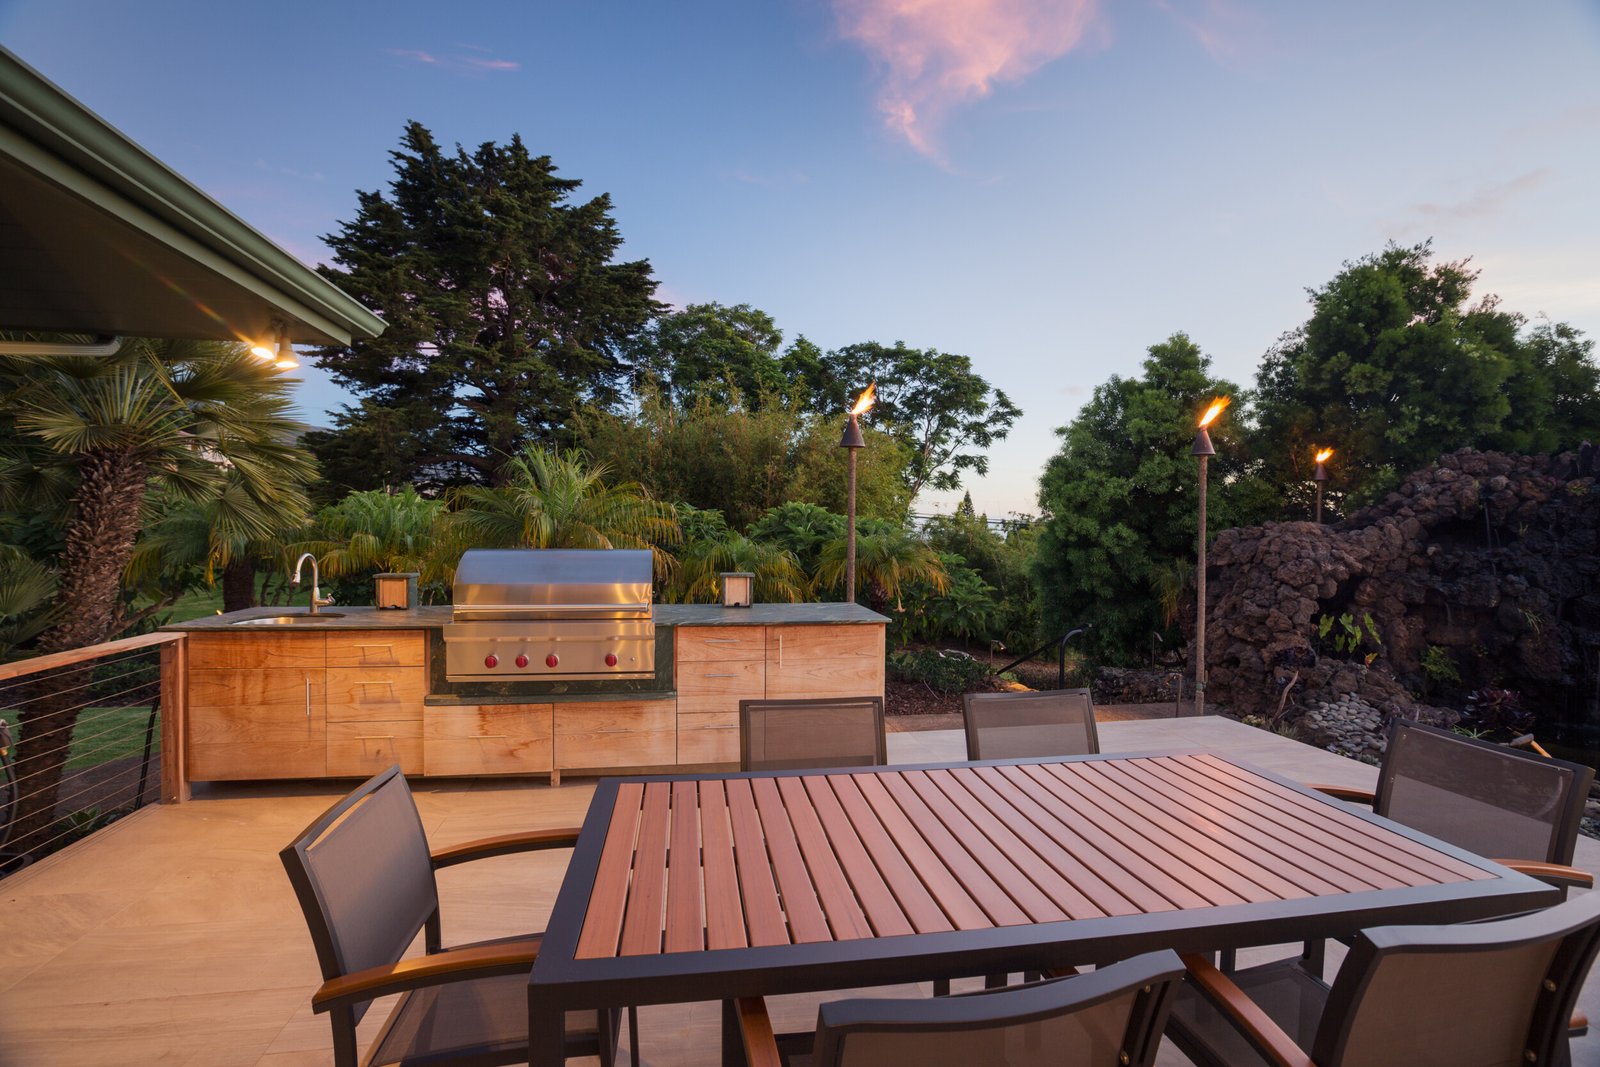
xmin=1313 ymin=447 xmax=1333 ymax=524
xmin=839 ymin=383 xmax=875 ymax=604
xmin=1191 ymin=396 xmax=1230 ymax=718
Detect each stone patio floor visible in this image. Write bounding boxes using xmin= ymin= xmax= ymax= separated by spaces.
xmin=1 ymin=716 xmax=1594 ymax=1066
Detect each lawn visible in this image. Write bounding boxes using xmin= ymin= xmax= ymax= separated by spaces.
xmin=2 ymin=704 xmax=158 ymax=771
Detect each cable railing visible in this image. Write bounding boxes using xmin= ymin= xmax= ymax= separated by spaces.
xmin=0 ymin=632 xmax=186 ymax=876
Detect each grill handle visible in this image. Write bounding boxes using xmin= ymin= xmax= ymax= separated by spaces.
xmin=452 ymin=602 xmax=652 ymax=615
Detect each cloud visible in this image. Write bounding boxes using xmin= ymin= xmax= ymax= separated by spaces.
xmin=1412 ymin=169 xmax=1551 ymax=224
xmin=1155 ymin=0 xmax=1265 ymax=64
xmin=387 ymin=47 xmax=519 ymax=74
xmin=833 ymin=0 xmax=1102 ymax=159
xmin=727 ymin=168 xmax=811 ymax=188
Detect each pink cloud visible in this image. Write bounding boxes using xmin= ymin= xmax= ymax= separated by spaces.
xmin=1155 ymin=0 xmax=1266 ymax=64
xmin=834 ymin=0 xmax=1102 ymax=158
xmin=387 ymin=47 xmax=519 ymax=74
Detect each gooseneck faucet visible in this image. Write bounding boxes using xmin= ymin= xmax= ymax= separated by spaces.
xmin=291 ymin=553 xmax=335 ymax=614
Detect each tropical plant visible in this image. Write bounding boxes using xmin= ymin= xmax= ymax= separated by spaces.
xmin=0 ymin=545 xmax=57 ymax=658
xmin=888 ymin=648 xmax=989 ymax=695
xmin=896 ymin=553 xmax=996 ymax=645
xmin=301 ymin=486 xmax=450 ymax=601
xmin=747 ymin=502 xmax=846 ymax=576
xmin=815 ymin=524 xmax=948 ymax=613
xmin=666 ymin=531 xmax=808 ymax=605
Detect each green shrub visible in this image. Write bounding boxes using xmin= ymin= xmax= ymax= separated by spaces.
xmin=1420 ymin=645 xmax=1460 ymax=687
xmin=888 ymin=648 xmax=989 ymax=694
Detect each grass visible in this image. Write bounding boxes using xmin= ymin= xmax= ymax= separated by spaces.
xmin=152 ymin=584 xmax=227 ymax=623
xmin=2 ymin=705 xmax=157 ymax=772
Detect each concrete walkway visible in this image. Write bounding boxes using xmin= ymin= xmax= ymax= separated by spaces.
xmin=0 ymin=717 xmax=1592 ymax=1065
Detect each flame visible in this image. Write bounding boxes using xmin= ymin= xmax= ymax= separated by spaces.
xmin=1197 ymin=396 xmax=1230 ymax=429
xmin=850 ymin=382 xmax=877 ymax=417
xmin=1314 ymin=447 xmax=1334 ymax=464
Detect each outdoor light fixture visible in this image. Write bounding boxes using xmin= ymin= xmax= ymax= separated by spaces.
xmin=248 ymin=338 xmax=277 ymax=361
xmin=1191 ymin=396 xmax=1230 ymax=718
xmin=720 ymin=572 xmax=754 ymax=608
xmin=1313 ymin=447 xmax=1333 ymax=524
xmin=839 ymin=382 xmax=875 ymax=604
xmin=273 ymin=327 xmax=300 ymax=370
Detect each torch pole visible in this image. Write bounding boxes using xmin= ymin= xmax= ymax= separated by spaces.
xmin=1195 ymin=451 xmax=1208 ymax=718
xmin=1315 ymin=482 xmax=1323 ymax=525
xmin=846 ymin=445 xmax=858 ymax=604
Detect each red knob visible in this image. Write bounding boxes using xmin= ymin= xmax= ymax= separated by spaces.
xmin=483 ymin=654 xmax=498 ymax=668
xmin=515 ymin=654 xmax=529 ymax=668
xmin=545 ymin=653 xmax=559 ymax=668
xmin=605 ymin=653 xmax=618 ymax=667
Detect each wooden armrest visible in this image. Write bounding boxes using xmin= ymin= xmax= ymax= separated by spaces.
xmin=1179 ymin=954 xmax=1318 ymax=1067
xmin=431 ymin=827 xmax=581 ymax=868
xmin=733 ymin=996 xmax=785 ymax=1067
xmin=1495 ymin=859 xmax=1595 ymax=890
xmin=1307 ymin=784 xmax=1375 ymax=805
xmin=312 ymin=936 xmax=543 ymax=1013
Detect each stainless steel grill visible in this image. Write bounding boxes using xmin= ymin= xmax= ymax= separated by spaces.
xmin=443 ymin=549 xmax=655 ymax=682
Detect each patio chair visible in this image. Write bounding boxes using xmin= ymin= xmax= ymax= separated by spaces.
xmin=280 ymin=765 xmax=627 ymax=1067
xmin=962 ymin=687 xmax=1100 ymax=761
xmin=734 ymin=951 xmax=1184 ymax=1067
xmin=740 ymin=696 xmax=886 ymax=772
xmin=1165 ymin=891 xmax=1600 ymax=1067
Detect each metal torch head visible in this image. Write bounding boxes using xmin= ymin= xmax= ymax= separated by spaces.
xmin=839 ymin=414 xmax=866 ymax=449
xmin=1190 ymin=428 xmax=1215 ymax=457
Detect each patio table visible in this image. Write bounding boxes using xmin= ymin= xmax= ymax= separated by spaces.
xmin=527 ymin=751 xmax=1558 ymax=1066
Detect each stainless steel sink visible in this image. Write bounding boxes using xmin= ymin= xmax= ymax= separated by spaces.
xmin=230 ymin=613 xmax=346 ymax=626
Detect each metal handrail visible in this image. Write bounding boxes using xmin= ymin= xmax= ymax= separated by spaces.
xmin=990 ymin=624 xmax=1091 ymax=690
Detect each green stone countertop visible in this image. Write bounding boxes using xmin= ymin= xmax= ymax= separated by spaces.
xmin=163 ymin=602 xmax=887 ymax=631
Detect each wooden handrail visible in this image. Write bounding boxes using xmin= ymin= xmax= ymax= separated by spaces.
xmin=0 ymin=631 xmax=185 ymax=684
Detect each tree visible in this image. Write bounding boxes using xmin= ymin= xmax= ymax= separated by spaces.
xmin=631 ymin=303 xmax=786 ymax=409
xmin=312 ymin=122 xmax=660 ymax=489
xmin=666 ymin=529 xmax=808 ymax=605
xmin=1033 ymin=333 xmax=1264 ymax=663
xmin=302 ymin=487 xmax=451 ymax=603
xmin=806 ymin=342 xmax=1020 ymax=497
xmin=0 ymin=339 xmax=313 ymax=853
xmin=1493 ymin=321 xmax=1600 ymax=454
xmin=815 ymin=523 xmax=948 ymax=614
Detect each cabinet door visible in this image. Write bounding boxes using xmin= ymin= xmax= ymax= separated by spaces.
xmin=187 ymin=667 xmax=326 ymax=780
xmin=326 ymin=631 xmax=426 ymax=667
xmin=327 ymin=720 xmax=423 ymax=777
xmin=424 ymin=704 xmax=554 ymax=775
xmin=188 ymin=632 xmax=325 ymax=670
xmin=325 ymin=666 xmax=427 ymax=722
xmin=555 ymin=700 xmax=676 ymax=770
xmin=764 ymin=625 xmax=885 ymax=699
xmin=676 ymin=626 xmax=766 ymax=662
xmin=675 ymin=657 xmax=763 ymax=765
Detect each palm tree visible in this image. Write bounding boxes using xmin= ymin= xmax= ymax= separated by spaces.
xmin=816 ymin=526 xmax=949 ymax=613
xmin=667 ymin=531 xmax=808 ymax=604
xmin=0 ymin=338 xmax=313 ymax=853
xmin=0 ymin=545 xmax=57 ymax=658
xmin=302 ymin=486 xmax=450 ymax=593
xmin=449 ymin=448 xmax=680 ymax=576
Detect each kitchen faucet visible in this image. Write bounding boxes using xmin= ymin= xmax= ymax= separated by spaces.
xmin=291 ymin=553 xmax=335 ymax=614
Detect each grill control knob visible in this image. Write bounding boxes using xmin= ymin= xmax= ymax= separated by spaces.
xmin=605 ymin=653 xmax=618 ymax=667
xmin=515 ymin=654 xmax=529 ymax=668
xmin=545 ymin=653 xmax=559 ymax=668
xmin=484 ymin=654 xmax=498 ymax=669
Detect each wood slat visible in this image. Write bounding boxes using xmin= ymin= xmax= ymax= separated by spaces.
xmin=618 ymin=783 xmax=672 ymax=956
xmin=665 ymin=780 xmax=705 ymax=954
xmin=776 ymin=777 xmax=874 ymax=941
xmin=750 ymin=777 xmax=833 ymax=943
xmin=575 ymin=782 xmax=646 ymax=960
xmin=699 ymin=782 xmax=748 ymax=951
xmin=849 ymin=773 xmax=993 ymax=930
xmin=726 ymin=779 xmax=791 ymax=947
xmin=801 ymin=776 xmax=914 ymax=938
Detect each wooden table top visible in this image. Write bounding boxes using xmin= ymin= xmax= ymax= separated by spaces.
xmin=572 ymin=752 xmax=1491 ymax=960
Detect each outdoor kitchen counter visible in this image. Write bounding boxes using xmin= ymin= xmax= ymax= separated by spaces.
xmin=165 ymin=603 xmax=887 ymax=785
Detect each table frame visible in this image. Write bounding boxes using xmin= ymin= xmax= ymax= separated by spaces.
xmin=528 ymin=750 xmax=1559 ymax=1066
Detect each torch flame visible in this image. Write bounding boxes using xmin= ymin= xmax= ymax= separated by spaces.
xmin=850 ymin=382 xmax=877 ymax=417
xmin=1197 ymin=396 xmax=1230 ymax=429
xmin=1314 ymin=447 xmax=1334 ymax=464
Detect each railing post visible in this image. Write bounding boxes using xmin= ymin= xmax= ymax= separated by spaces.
xmin=160 ymin=636 xmax=189 ymax=803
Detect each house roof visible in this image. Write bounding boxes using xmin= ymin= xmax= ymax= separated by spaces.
xmin=0 ymin=47 xmax=384 ymax=348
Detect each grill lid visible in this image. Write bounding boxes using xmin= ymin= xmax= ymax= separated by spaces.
xmin=452 ymin=549 xmax=654 ymax=620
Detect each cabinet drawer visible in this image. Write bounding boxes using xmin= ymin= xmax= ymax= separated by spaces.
xmin=187 ymin=741 xmax=326 ymax=781
xmin=676 ymin=627 xmax=765 ymax=662
xmin=327 ymin=719 xmax=423 ymax=776
xmin=677 ymin=711 xmax=739 ymax=765
xmin=325 ymin=667 xmax=427 ymax=721
xmin=188 ymin=702 xmax=325 ymax=745
xmin=326 ymin=631 xmax=426 ymax=667
xmin=765 ymin=625 xmax=885 ymax=699
xmin=555 ymin=701 xmax=676 ymax=769
xmin=676 ymin=657 xmax=764 ymax=699
xmin=188 ymin=632 xmax=325 ymax=669
xmin=189 ymin=668 xmax=324 ymax=708
xmin=424 ymin=705 xmax=553 ymax=775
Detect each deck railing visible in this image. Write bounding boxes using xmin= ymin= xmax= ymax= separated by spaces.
xmin=0 ymin=632 xmax=187 ymax=875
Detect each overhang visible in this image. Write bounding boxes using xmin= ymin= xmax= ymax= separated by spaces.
xmin=0 ymin=47 xmax=384 ymax=348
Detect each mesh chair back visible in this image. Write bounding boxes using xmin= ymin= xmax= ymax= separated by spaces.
xmin=740 ymin=697 xmax=886 ymax=772
xmin=1376 ymin=720 xmax=1594 ymax=865
xmin=813 ymin=951 xmax=1183 ymax=1067
xmin=963 ymin=688 xmax=1099 ymax=761
xmin=280 ymin=766 xmax=439 ymax=1025
xmin=1313 ymin=893 xmax=1600 ymax=1067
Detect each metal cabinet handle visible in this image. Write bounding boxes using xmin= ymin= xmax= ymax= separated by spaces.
xmin=355 ymin=734 xmax=396 ymax=741
xmin=703 ymin=673 xmax=739 ymax=678
xmin=474 ymin=734 xmax=509 ymax=741
xmin=777 ymin=633 xmax=783 ymax=666
xmin=702 ymin=637 xmax=741 ymax=644
xmin=305 ymin=676 xmax=312 ymax=719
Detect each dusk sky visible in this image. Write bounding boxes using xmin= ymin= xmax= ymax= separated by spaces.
xmin=4 ymin=0 xmax=1598 ymax=518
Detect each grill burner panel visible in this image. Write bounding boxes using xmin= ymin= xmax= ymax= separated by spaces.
xmin=445 ymin=549 xmax=655 ymax=683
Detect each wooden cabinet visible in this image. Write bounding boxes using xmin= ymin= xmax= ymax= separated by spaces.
xmin=556 ymin=700 xmax=676 ymax=771
xmin=764 ymin=625 xmax=885 ymax=699
xmin=326 ymin=631 xmax=426 ymax=668
xmin=423 ymin=704 xmax=554 ymax=776
xmin=676 ymin=627 xmax=766 ymax=662
xmin=327 ymin=720 xmax=423 ymax=777
xmin=675 ymin=633 xmax=764 ymax=765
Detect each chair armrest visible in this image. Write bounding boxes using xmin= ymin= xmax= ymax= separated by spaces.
xmin=1179 ymin=954 xmax=1319 ymax=1067
xmin=312 ymin=935 xmax=543 ymax=1013
xmin=1307 ymin=784 xmax=1376 ymax=805
xmin=431 ymin=827 xmax=582 ymax=869
xmin=733 ymin=996 xmax=785 ymax=1067
xmin=1494 ymin=859 xmax=1595 ymax=890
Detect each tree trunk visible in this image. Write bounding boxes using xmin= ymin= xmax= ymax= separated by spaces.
xmin=10 ymin=449 xmax=148 ymax=857
xmin=222 ymin=558 xmax=257 ymax=613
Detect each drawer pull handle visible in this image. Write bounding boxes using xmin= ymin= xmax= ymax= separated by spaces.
xmin=703 ymin=724 xmax=738 ymax=731
xmin=355 ymin=734 xmax=396 ymax=741
xmin=474 ymin=734 xmax=510 ymax=741
xmin=702 ymin=638 xmax=741 ymax=644
xmin=703 ymin=673 xmax=739 ymax=678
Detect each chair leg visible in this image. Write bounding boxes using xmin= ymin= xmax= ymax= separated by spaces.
xmin=984 ymin=973 xmax=1008 ymax=990
xmin=1218 ymin=949 xmax=1237 ymax=973
xmin=1299 ymin=938 xmax=1327 ymax=979
xmin=629 ymin=1005 xmax=640 ymax=1067
xmin=933 ymin=977 xmax=950 ymax=997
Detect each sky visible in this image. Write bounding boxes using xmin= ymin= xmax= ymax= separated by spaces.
xmin=4 ymin=0 xmax=1599 ymax=518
